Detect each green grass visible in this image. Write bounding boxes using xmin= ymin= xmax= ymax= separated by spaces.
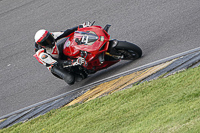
xmin=1 ymin=67 xmax=200 ymax=133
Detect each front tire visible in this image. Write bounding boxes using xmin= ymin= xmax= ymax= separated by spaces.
xmin=115 ymin=41 xmax=142 ymax=60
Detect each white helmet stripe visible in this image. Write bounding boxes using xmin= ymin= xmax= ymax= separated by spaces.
xmin=34 ymin=29 xmax=47 ymax=42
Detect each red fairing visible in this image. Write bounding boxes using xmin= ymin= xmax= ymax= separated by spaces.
xmin=63 ymin=26 xmax=110 ymax=56
xmin=63 ymin=25 xmax=120 ymax=72
xmin=63 ymin=36 xmax=81 ymax=57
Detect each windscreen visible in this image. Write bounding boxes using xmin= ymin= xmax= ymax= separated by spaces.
xmin=74 ymin=31 xmax=99 ymax=45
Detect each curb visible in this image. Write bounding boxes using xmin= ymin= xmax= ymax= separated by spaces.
xmin=1 ymin=47 xmax=200 ymax=129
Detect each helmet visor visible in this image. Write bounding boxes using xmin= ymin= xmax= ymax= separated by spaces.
xmin=38 ymin=34 xmax=55 ymax=48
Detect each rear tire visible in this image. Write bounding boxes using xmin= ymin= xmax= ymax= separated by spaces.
xmin=115 ymin=41 xmax=142 ymax=60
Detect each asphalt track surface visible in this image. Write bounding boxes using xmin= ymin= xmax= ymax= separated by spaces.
xmin=0 ymin=0 xmax=200 ymax=117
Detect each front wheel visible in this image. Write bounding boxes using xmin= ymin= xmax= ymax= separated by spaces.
xmin=115 ymin=41 xmax=142 ymax=60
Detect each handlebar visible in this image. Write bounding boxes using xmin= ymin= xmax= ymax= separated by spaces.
xmin=91 ymin=21 xmax=95 ymax=26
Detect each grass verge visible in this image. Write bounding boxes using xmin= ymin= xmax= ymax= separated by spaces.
xmin=1 ymin=67 xmax=200 ymax=133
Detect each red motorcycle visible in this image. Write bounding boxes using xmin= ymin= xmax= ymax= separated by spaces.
xmin=61 ymin=23 xmax=142 ymax=74
xmin=35 ymin=23 xmax=142 ymax=78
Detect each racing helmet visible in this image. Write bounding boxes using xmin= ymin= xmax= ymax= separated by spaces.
xmin=34 ymin=29 xmax=55 ymax=48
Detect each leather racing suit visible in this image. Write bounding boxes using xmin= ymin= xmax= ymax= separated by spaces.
xmin=34 ymin=25 xmax=87 ymax=85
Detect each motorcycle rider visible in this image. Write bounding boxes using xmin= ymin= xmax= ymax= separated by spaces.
xmin=34 ymin=22 xmax=91 ymax=85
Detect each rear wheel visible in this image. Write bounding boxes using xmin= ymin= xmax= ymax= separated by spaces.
xmin=115 ymin=41 xmax=142 ymax=60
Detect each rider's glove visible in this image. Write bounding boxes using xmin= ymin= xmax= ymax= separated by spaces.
xmin=81 ymin=21 xmax=92 ymax=28
xmin=72 ymin=57 xmax=85 ymax=66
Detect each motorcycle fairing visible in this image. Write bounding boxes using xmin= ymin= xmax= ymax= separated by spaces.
xmin=62 ymin=25 xmax=120 ymax=71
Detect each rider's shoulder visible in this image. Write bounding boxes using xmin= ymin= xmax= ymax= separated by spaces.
xmin=51 ymin=32 xmax=64 ymax=39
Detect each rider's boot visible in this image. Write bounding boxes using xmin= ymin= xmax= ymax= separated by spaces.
xmin=51 ymin=66 xmax=75 ymax=85
xmin=75 ymin=70 xmax=88 ymax=82
xmin=75 ymin=74 xmax=83 ymax=82
xmin=75 ymin=72 xmax=88 ymax=82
